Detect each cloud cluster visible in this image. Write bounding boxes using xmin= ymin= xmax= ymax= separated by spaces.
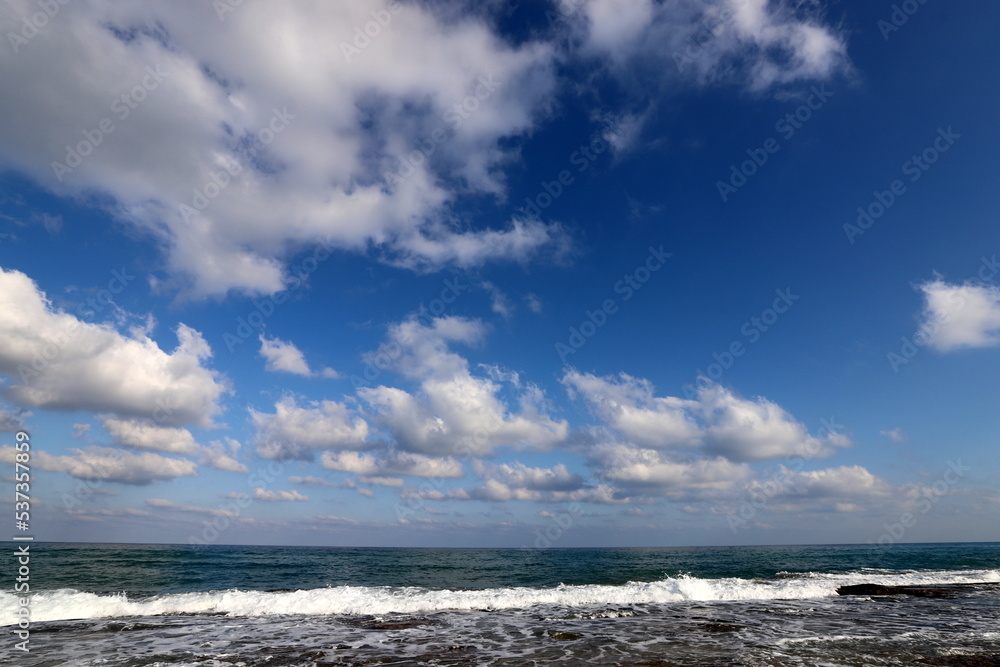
xmin=916 ymin=279 xmax=1000 ymax=351
xmin=0 ymin=267 xmax=228 ymax=426
xmin=0 ymin=0 xmax=564 ymax=297
xmin=360 ymin=317 xmax=568 ymax=456
xmin=0 ymin=445 xmax=197 ymax=485
xmin=259 ymin=335 xmax=338 ymax=378
xmin=563 ymin=370 xmax=848 ymax=462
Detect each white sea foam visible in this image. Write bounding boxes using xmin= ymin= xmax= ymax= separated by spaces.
xmin=2 ymin=568 xmax=996 ymax=626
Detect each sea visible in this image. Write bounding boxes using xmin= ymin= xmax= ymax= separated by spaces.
xmin=1 ymin=541 xmax=999 ymax=666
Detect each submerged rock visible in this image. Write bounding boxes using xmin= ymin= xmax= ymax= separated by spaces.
xmin=836 ymin=583 xmax=996 ymax=598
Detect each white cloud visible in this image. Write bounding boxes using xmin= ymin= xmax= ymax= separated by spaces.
xmin=880 ymin=427 xmax=908 ymax=444
xmin=916 ymin=279 xmax=1000 ymax=351
xmin=288 ymin=475 xmax=337 ymax=487
xmin=0 ymin=406 xmax=28 ymax=432
xmin=359 ymin=316 xmax=568 ymax=456
xmin=259 ymin=334 xmax=338 ymax=378
xmin=101 ymin=416 xmax=198 ymax=454
xmin=473 ymin=461 xmax=584 ymax=491
xmin=590 ymin=442 xmax=751 ymax=495
xmin=146 ymin=498 xmax=237 ymax=517
xmin=321 ymin=450 xmax=463 ymax=479
xmin=0 ymin=0 xmax=564 ymax=298
xmin=480 ymin=281 xmax=513 ymax=319
xmin=524 ymin=293 xmax=543 ymax=313
xmin=0 ymin=267 xmax=228 ymax=426
xmin=569 ymin=0 xmax=850 ymax=90
xmin=0 ymin=445 xmax=197 ymax=485
xmin=563 ymin=371 xmax=846 ymax=462
xmin=200 ymin=437 xmax=248 ymax=473
xmin=251 ymin=396 xmax=370 ymax=459
xmin=253 ymin=487 xmax=308 ymax=502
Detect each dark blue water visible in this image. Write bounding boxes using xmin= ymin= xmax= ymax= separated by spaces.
xmin=3 ymin=542 xmax=999 ymax=665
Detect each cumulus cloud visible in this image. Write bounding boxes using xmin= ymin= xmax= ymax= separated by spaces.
xmin=145 ymin=498 xmax=237 ymax=517
xmin=567 ymin=0 xmax=849 ymax=90
xmin=200 ymin=437 xmax=248 ymax=473
xmin=321 ymin=450 xmax=463 ymax=479
xmin=253 ymin=487 xmax=308 ymax=502
xmin=563 ymin=371 xmax=846 ymax=462
xmin=251 ymin=396 xmax=370 ymax=459
xmin=0 ymin=445 xmax=197 ymax=485
xmin=359 ymin=316 xmax=568 ymax=456
xmin=259 ymin=334 xmax=338 ymax=378
xmin=880 ymin=427 xmax=908 ymax=444
xmin=0 ymin=0 xmax=564 ymax=298
xmin=0 ymin=267 xmax=228 ymax=426
xmin=101 ymin=416 xmax=198 ymax=454
xmin=916 ymin=279 xmax=1000 ymax=351
xmin=0 ymin=406 xmax=28 ymax=432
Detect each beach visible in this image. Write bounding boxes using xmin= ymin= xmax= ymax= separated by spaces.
xmin=2 ymin=542 xmax=998 ymax=665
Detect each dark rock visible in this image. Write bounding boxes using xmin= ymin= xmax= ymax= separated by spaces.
xmin=836 ymin=583 xmax=994 ymax=598
xmin=915 ymin=655 xmax=1000 ymax=666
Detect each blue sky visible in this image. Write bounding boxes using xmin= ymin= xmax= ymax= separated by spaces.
xmin=1 ymin=0 xmax=998 ymax=548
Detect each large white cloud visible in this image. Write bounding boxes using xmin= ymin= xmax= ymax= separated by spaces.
xmin=563 ymin=370 xmax=847 ymax=462
xmin=0 ymin=445 xmax=197 ymax=485
xmin=0 ymin=267 xmax=228 ymax=426
xmin=916 ymin=279 xmax=1000 ymax=351
xmin=566 ymin=0 xmax=849 ymax=90
xmin=102 ymin=416 xmax=198 ymax=454
xmin=251 ymin=396 xmax=370 ymax=459
xmin=0 ymin=0 xmax=563 ymax=297
xmin=259 ymin=334 xmax=338 ymax=378
xmin=358 ymin=316 xmax=569 ymax=456
xmin=321 ymin=450 xmax=463 ymax=479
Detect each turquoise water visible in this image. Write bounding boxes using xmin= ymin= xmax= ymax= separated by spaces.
xmin=3 ymin=541 xmax=999 ymax=665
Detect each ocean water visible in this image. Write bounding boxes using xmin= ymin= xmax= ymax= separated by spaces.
xmin=2 ymin=542 xmax=999 ymax=666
